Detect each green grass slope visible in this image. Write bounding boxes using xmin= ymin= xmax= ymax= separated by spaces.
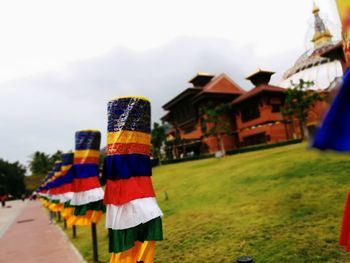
xmin=59 ymin=143 xmax=350 ymax=262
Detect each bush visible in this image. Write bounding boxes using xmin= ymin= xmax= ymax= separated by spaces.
xmin=226 ymin=139 xmax=302 ymax=155
xmin=161 ymin=153 xmax=215 ymax=165
xmin=156 ymin=139 xmax=302 ymax=167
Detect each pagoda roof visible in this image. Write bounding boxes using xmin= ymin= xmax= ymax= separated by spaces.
xmin=189 ymin=72 xmax=215 ymax=87
xmin=232 ymin=84 xmax=285 ymax=106
xmin=193 ymin=74 xmax=246 ymax=102
xmin=246 ymin=69 xmax=275 ymax=86
xmin=160 ymin=112 xmax=170 ymax=121
xmin=320 ymin=41 xmax=345 ymax=62
xmin=162 ymin=88 xmax=201 ymax=110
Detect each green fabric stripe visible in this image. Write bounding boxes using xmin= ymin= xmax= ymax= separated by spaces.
xmin=109 ymin=216 xmax=163 ymax=253
xmin=40 ymin=196 xmax=49 ymax=201
xmin=73 ymin=199 xmax=106 ymax=216
xmin=64 ymin=200 xmax=73 ymax=208
xmin=51 ymin=199 xmax=60 ymax=204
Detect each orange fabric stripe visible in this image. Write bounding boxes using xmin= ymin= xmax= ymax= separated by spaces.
xmin=107 ymin=143 xmax=151 ymax=156
xmin=74 ymin=157 xmax=99 ymax=164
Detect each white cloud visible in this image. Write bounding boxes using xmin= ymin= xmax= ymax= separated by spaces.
xmin=0 ymin=0 xmax=342 ymax=165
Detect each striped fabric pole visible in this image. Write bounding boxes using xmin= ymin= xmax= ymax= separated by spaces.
xmin=69 ymin=130 xmax=105 ymax=226
xmin=56 ymin=152 xmax=75 ymax=223
xmin=312 ymin=67 xmax=350 ymax=250
xmin=336 ymin=0 xmax=350 ymax=67
xmin=104 ymin=96 xmax=163 ymax=263
xmin=38 ymin=171 xmax=54 ymax=207
xmin=48 ymin=161 xmax=63 ymax=213
xmin=49 ymin=154 xmax=75 ymax=217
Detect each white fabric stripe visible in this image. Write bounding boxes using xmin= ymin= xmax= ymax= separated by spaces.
xmin=70 ymin=187 xmax=104 ymax=206
xmin=106 ymin=197 xmax=163 ymax=230
xmin=50 ymin=192 xmax=74 ymax=203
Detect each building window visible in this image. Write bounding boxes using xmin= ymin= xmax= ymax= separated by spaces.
xmin=241 ymin=104 xmax=260 ymax=122
xmin=200 ymin=118 xmax=207 ymax=133
xmin=271 ymin=104 xmax=281 ymax=113
xmin=243 ymin=132 xmax=267 ymax=146
xmin=183 ymin=124 xmax=196 ymax=134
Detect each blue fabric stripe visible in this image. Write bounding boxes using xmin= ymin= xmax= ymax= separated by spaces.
xmin=61 ymin=153 xmax=74 ymax=165
xmin=53 ymin=162 xmax=62 ymax=172
xmin=50 ymin=170 xmax=74 ymax=188
xmin=104 ymin=154 xmax=152 ymax=180
xmin=75 ymin=131 xmax=101 ymax=150
xmin=73 ymin=163 xmax=99 ymax=179
xmin=107 ymin=98 xmax=151 ymax=133
xmin=313 ymin=69 xmax=350 ymax=152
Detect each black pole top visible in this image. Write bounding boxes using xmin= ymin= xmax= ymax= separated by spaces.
xmin=236 ymin=256 xmax=254 ymax=263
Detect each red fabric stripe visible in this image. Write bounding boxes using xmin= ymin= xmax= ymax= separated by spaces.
xmin=107 ymin=143 xmax=150 ymax=156
xmin=104 ymin=176 xmax=155 ymax=206
xmin=50 ymin=183 xmax=72 ymax=195
xmin=340 ymin=191 xmax=350 ymax=250
xmin=74 ymin=157 xmax=99 ymax=164
xmin=72 ymin=176 xmax=101 ymax=192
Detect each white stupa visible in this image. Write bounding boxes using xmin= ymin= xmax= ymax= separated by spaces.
xmin=280 ymin=3 xmax=343 ymax=90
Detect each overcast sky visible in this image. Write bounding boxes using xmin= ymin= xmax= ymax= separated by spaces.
xmin=0 ymin=0 xmax=342 ymax=166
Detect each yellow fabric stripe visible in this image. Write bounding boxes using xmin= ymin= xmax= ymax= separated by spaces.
xmin=109 ymin=241 xmax=155 ymax=263
xmin=78 ymin=129 xmax=100 ymax=133
xmin=74 ymin=150 xmax=100 ymax=158
xmin=61 ymin=164 xmax=72 ymax=172
xmin=61 ymin=207 xmax=74 ymax=219
xmin=65 ymin=210 xmax=103 ymax=226
xmin=107 ymin=130 xmax=150 ymax=145
xmin=109 ymin=96 xmax=150 ymax=102
xmin=48 ymin=203 xmax=64 ymax=212
xmin=336 ymin=0 xmax=350 ymax=20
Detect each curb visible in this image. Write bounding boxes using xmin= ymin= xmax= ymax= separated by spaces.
xmin=54 ymin=222 xmax=87 ymax=263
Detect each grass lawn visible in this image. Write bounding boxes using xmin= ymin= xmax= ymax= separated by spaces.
xmin=58 ymin=143 xmax=350 ymax=262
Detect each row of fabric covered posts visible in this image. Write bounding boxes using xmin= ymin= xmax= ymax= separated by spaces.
xmin=36 ymin=96 xmax=164 ymax=263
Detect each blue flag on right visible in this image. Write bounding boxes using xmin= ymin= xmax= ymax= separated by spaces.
xmin=312 ymin=69 xmax=350 ymax=151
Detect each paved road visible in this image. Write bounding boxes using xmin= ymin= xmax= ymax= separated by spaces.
xmin=0 ymin=200 xmax=26 ymax=238
xmin=0 ymin=200 xmax=84 ymax=263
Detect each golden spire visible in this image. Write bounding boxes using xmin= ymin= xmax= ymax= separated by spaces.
xmin=312 ymin=2 xmax=320 ymax=14
xmin=311 ymin=2 xmax=333 ymax=47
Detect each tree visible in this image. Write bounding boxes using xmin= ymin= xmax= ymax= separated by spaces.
xmin=283 ymin=79 xmax=322 ymax=139
xmin=0 ymin=159 xmax=26 ymax=198
xmin=28 ymin=150 xmax=62 ymax=177
xmin=28 ymin=151 xmax=51 ymax=177
xmin=26 ymin=150 xmax=63 ymax=192
xmin=50 ymin=150 xmax=63 ymax=164
xmin=201 ymin=102 xmax=233 ymax=154
xmin=151 ymin=122 xmax=166 ymax=162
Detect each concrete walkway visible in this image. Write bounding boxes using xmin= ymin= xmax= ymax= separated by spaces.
xmin=0 ymin=200 xmax=84 ymax=263
xmin=0 ymin=200 xmax=27 ymax=238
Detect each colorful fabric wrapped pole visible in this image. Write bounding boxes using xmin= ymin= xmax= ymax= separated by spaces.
xmin=54 ymin=152 xmax=75 ymax=221
xmin=313 ymin=70 xmax=350 ymax=151
xmin=336 ymin=0 xmax=350 ymax=65
xmin=312 ymin=70 xmax=350 ymax=250
xmin=48 ymin=154 xmax=75 ymax=217
xmin=104 ymin=96 xmax=163 ymax=263
xmin=70 ymin=130 xmax=105 ymax=226
xmin=48 ymin=161 xmax=63 ymax=212
xmin=38 ymin=171 xmax=54 ymax=207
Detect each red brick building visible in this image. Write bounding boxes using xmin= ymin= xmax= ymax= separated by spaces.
xmin=162 ymin=70 xmax=334 ymax=159
xmin=161 ymin=4 xmax=344 ymax=159
xmin=231 ymin=70 xmax=289 ymax=147
xmin=162 ymin=73 xmax=245 ymax=158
